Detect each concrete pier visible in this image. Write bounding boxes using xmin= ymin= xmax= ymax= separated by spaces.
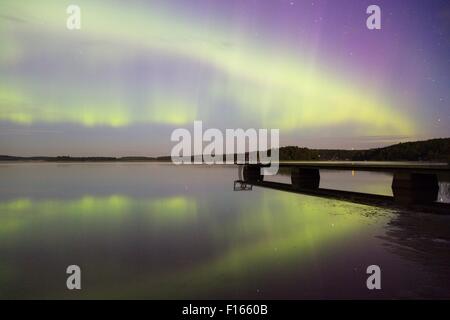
xmin=241 ymin=162 xmax=448 ymax=210
xmin=391 ymin=172 xmax=439 ymax=205
xmin=243 ymin=165 xmax=263 ymax=183
xmin=291 ymin=168 xmax=320 ymax=189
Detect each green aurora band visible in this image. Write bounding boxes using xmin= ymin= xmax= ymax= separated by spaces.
xmin=0 ymin=0 xmax=414 ymax=135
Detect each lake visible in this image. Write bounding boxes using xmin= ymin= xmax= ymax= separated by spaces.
xmin=0 ymin=162 xmax=449 ymax=299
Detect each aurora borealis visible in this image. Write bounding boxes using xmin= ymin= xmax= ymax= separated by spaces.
xmin=0 ymin=0 xmax=449 ymax=155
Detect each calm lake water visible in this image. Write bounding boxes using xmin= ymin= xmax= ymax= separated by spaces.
xmin=0 ymin=162 xmax=449 ymax=299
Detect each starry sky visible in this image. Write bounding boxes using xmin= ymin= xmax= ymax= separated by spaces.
xmin=0 ymin=0 xmax=449 ymax=156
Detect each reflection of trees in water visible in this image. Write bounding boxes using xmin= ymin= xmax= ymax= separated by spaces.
xmin=438 ymin=182 xmax=450 ymax=203
xmin=379 ymin=211 xmax=450 ymax=298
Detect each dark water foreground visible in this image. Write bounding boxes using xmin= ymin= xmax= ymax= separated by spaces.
xmin=0 ymin=163 xmax=449 ymax=299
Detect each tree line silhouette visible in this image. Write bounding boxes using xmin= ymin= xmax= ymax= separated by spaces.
xmin=1 ymin=138 xmax=449 ymax=163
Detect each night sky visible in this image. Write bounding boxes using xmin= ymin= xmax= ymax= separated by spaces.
xmin=0 ymin=0 xmax=449 ymax=156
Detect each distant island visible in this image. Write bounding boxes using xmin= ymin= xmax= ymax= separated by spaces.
xmin=279 ymin=138 xmax=450 ymax=162
xmin=1 ymin=138 xmax=449 ymax=163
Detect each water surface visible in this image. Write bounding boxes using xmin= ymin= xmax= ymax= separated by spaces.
xmin=0 ymin=163 xmax=449 ymax=299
